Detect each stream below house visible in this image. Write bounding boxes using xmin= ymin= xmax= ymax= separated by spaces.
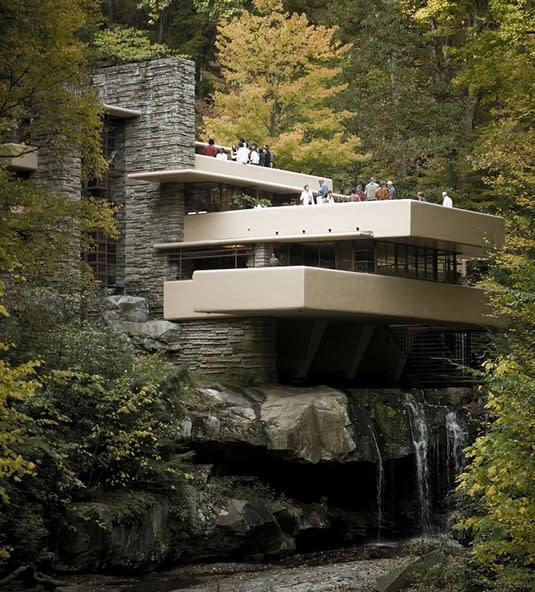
xmin=51 ymin=544 xmax=407 ymax=592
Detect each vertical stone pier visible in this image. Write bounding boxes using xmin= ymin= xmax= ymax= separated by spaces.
xmin=93 ymin=58 xmax=196 ymax=313
xmin=93 ymin=59 xmax=277 ymax=383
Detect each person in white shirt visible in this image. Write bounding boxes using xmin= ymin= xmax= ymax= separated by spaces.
xmin=365 ymin=177 xmax=379 ymax=200
xmin=442 ymin=191 xmax=453 ymax=207
xmin=299 ymin=184 xmax=314 ymax=206
xmin=215 ymin=147 xmax=228 ymax=160
xmin=236 ymin=142 xmax=250 ymax=164
xmin=249 ymin=143 xmax=260 ymax=165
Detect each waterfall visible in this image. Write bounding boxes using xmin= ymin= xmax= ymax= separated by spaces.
xmin=404 ymin=393 xmax=432 ymax=535
xmin=369 ymin=424 xmax=385 ymax=539
xmin=445 ymin=410 xmax=467 ymax=481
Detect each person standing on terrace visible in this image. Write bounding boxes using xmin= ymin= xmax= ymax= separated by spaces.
xmin=216 ymin=147 xmax=228 ymax=160
xmin=300 ymin=184 xmax=314 ymax=205
xmin=365 ymin=177 xmax=379 ymax=200
xmin=375 ymin=182 xmax=390 ymax=201
xmin=349 ymin=185 xmax=366 ymax=201
xmin=317 ymin=179 xmax=329 ymax=204
xmin=263 ymin=144 xmax=274 ymax=168
xmin=203 ymin=138 xmax=218 ymax=157
xmin=236 ymin=141 xmax=250 ymax=164
xmin=442 ymin=191 xmax=453 ymax=207
xmin=249 ymin=143 xmax=260 ymax=165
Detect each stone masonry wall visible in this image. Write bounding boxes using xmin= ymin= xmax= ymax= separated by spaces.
xmin=175 ymin=318 xmax=278 ymax=384
xmin=94 ymin=60 xmax=278 ymax=382
xmin=93 ymin=58 xmax=195 ymax=314
xmin=254 ymin=243 xmax=274 ymax=268
xmin=33 ymin=151 xmax=82 ymax=202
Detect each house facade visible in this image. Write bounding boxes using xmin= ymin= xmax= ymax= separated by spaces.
xmin=11 ymin=57 xmax=504 ymax=386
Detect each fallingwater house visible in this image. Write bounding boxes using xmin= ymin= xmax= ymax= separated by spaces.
xmin=5 ymin=57 xmax=508 ymax=561
xmin=5 ymin=56 xmax=504 ymax=388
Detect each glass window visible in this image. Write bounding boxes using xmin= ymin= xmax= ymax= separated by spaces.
xmin=407 ymin=246 xmax=416 ymax=278
xmin=318 ymin=243 xmax=336 ymax=269
xmin=437 ymin=251 xmax=446 ymax=282
xmin=396 ymin=244 xmax=407 ymax=276
xmin=426 ymin=249 xmax=436 ymax=280
xmin=354 ymin=240 xmax=375 ymax=273
xmin=303 ymin=244 xmax=319 ymax=267
xmin=377 ymin=241 xmax=396 ymax=275
xmin=289 ymin=244 xmax=304 ymax=265
xmin=170 ymin=247 xmax=249 ymax=280
xmin=416 ymin=247 xmax=427 ymax=280
xmin=336 ymin=241 xmax=354 ymax=271
xmin=273 ymin=244 xmax=290 ymax=266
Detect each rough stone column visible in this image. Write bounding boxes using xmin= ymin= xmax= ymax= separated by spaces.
xmin=93 ymin=58 xmax=195 ymax=314
xmin=254 ymin=244 xmax=274 ymax=268
xmin=32 ymin=149 xmax=83 ymax=284
xmin=32 ymin=151 xmax=82 ymax=202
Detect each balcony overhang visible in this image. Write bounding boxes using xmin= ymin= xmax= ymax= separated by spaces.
xmin=1 ymin=143 xmax=38 ymax=172
xmin=164 ymin=266 xmax=502 ymax=328
xmin=129 ymin=154 xmax=332 ymax=195
xmin=103 ymin=103 xmax=141 ymax=119
xmin=155 ymin=200 xmax=504 ymax=258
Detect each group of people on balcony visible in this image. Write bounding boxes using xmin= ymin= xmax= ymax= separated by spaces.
xmin=203 ymin=138 xmax=274 ymax=168
xmin=300 ymin=177 xmax=454 ymax=207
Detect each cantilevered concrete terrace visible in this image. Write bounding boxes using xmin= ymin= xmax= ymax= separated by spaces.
xmin=2 ymin=143 xmax=38 ymax=172
xmin=129 ymin=154 xmax=332 ymax=196
xmin=156 ymin=199 xmax=504 ymax=259
xmin=161 ymin=200 xmax=504 ymax=328
xmin=163 ymin=266 xmax=499 ymax=327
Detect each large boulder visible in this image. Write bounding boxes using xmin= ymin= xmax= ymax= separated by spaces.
xmin=112 ymin=319 xmax=182 ymax=352
xmin=105 ymin=295 xmax=150 ymax=322
xmin=54 ymin=499 xmax=171 ymax=572
xmin=258 ymin=385 xmax=356 ymax=463
xmin=183 ymin=495 xmax=296 ymax=561
xmin=182 ymin=384 xmax=267 ymax=448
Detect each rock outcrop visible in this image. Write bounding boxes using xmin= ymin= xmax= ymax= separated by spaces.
xmin=54 ymin=383 xmax=475 ymax=572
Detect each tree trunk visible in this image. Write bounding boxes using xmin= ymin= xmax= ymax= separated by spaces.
xmin=270 ymin=100 xmax=278 ymax=137
xmin=158 ymin=7 xmax=168 ymax=44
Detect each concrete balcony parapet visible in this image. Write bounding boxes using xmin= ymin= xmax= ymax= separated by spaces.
xmin=2 ymin=143 xmax=38 ymax=172
xmin=156 ymin=199 xmax=504 ymax=258
xmin=129 ymin=154 xmax=331 ymax=195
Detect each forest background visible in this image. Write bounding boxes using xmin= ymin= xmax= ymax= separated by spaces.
xmin=1 ymin=0 xmax=535 ymax=590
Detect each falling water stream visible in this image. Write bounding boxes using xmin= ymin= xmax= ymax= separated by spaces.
xmin=368 ymin=424 xmax=385 ymax=539
xmin=446 ymin=410 xmax=467 ymax=475
xmin=403 ymin=393 xmax=432 ymax=535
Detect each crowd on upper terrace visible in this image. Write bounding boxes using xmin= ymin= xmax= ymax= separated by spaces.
xmin=302 ymin=178 xmax=454 ymax=208
xmin=201 ymin=139 xmax=455 ymax=208
xmin=203 ymin=138 xmax=274 ymax=168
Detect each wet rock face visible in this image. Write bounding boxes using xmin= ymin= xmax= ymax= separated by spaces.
xmin=180 ymin=384 xmax=475 ymax=550
xmin=54 ymin=384 xmax=476 ymax=572
xmin=54 ymin=501 xmax=171 ymax=572
xmin=182 ymin=384 xmax=473 ymax=465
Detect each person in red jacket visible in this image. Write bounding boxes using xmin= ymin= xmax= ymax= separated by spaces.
xmin=203 ymin=138 xmax=217 ymax=157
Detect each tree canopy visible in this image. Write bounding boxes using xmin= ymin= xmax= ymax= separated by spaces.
xmin=203 ymin=0 xmax=363 ymax=182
